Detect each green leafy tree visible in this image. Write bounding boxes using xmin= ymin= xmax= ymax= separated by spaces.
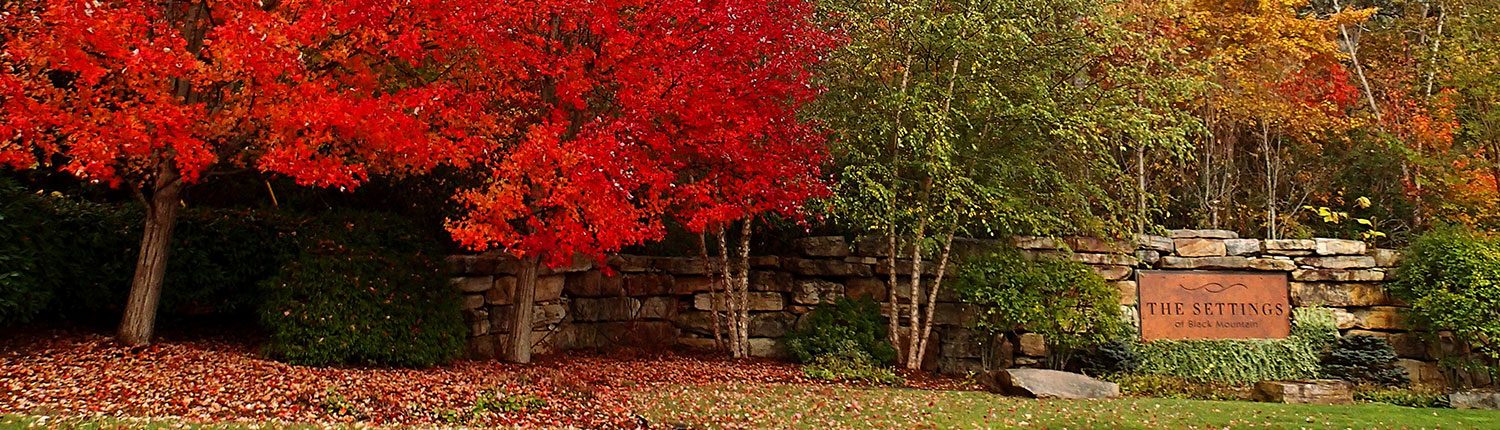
xmin=814 ymin=0 xmax=1199 ymax=369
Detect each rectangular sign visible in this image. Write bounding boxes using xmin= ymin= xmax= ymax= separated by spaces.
xmin=1137 ymin=270 xmax=1291 ymax=340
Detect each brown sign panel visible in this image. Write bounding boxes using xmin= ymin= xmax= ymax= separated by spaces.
xmin=1137 ymin=270 xmax=1291 ymax=341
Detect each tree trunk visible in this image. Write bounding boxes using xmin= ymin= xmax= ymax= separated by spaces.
xmin=885 ymin=233 xmax=900 ymax=353
xmin=913 ymin=229 xmax=955 ymax=365
xmin=903 ymin=217 xmax=928 ymax=369
xmin=717 ymin=229 xmax=742 ymax=357
xmin=117 ymin=169 xmax=184 ymax=346
xmin=503 ymin=255 xmax=541 ymax=363
xmin=735 ymin=220 xmax=752 ymax=358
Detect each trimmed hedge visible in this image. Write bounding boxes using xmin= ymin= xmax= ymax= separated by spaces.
xmin=259 ymin=212 xmax=464 ymax=367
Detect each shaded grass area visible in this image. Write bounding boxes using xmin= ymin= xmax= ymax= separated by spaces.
xmin=633 ymin=382 xmax=1500 ymax=429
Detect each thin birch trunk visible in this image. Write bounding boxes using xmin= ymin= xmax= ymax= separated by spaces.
xmin=717 ymin=229 xmax=741 ymax=358
xmin=736 ymin=220 xmax=753 ymax=358
xmin=913 ymin=229 xmax=956 ymax=365
xmin=903 ymin=214 xmax=928 ymax=368
xmin=698 ymin=233 xmax=725 ymax=350
xmin=886 ymin=233 xmax=900 ymax=352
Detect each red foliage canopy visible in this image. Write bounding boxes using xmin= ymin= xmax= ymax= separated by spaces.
xmin=0 ymin=0 xmax=511 ymax=189
xmin=444 ymin=0 xmax=833 ymax=266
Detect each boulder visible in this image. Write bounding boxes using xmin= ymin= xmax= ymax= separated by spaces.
xmin=1449 ymin=390 xmax=1500 ymax=410
xmin=982 ymin=369 xmax=1121 ymax=399
xmin=1173 ymin=238 xmax=1227 ymax=257
xmin=1252 ymin=380 xmax=1353 ymax=405
xmin=794 ymin=236 xmax=850 ymax=257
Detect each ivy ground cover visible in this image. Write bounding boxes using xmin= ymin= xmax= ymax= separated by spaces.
xmin=3 ymin=331 xmax=1498 ymax=429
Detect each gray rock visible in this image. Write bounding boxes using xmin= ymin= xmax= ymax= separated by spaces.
xmin=454 ymin=276 xmax=494 ymax=293
xmin=1247 ymin=257 xmax=1296 ymax=271
xmin=783 ymin=258 xmax=874 ymax=277
xmin=1370 ymin=248 xmax=1402 ymax=267
xmin=1224 ymin=239 xmax=1262 ymax=256
xmin=1449 ymin=390 xmax=1500 ymax=410
xmin=1135 ymin=249 xmax=1162 ymax=266
xmin=1135 ymin=235 xmax=1175 ymax=252
xmin=982 ymin=369 xmax=1121 ymax=399
xmin=793 ymin=279 xmax=844 ymax=305
xmin=1291 ymin=269 xmax=1385 ymax=282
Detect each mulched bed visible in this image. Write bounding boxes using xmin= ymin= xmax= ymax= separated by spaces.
xmin=0 ymin=330 xmax=975 ymax=429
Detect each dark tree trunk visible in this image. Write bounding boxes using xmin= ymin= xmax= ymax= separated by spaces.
xmin=503 ymin=255 xmax=541 ymax=363
xmin=118 ymin=168 xmax=184 ymax=346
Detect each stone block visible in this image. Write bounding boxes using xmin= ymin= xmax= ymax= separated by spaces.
xmin=1092 ymin=265 xmax=1133 ymax=281
xmin=1013 ymin=236 xmax=1063 ymax=250
xmin=467 ymin=310 xmax=491 ymax=336
xmin=783 ymin=258 xmax=874 ymax=277
xmin=1398 ymin=359 xmax=1446 ymax=388
xmin=1248 ymin=257 xmax=1296 ymax=271
xmin=485 ymin=276 xmax=517 ymax=305
xmin=1115 ymin=281 xmax=1138 ymax=305
xmin=535 ymin=275 xmax=565 ymax=302
xmin=616 ymin=273 xmax=670 ymax=296
xmin=467 ymin=334 xmax=497 ymax=360
xmin=489 ymin=305 xmax=514 ymax=333
xmin=1053 ymin=252 xmax=1138 ymax=266
xmin=676 ymin=311 xmax=716 ymax=335
xmin=1315 ymin=238 xmax=1367 ymax=256
xmin=1174 ymin=238 xmax=1227 ymax=257
xmin=462 ymin=294 xmax=485 ymax=310
xmin=1263 ymin=239 xmax=1316 ymax=256
xmin=669 ymin=276 xmax=713 ymax=295
xmin=1170 ymin=229 xmax=1238 ymax=239
xmin=1158 ymin=256 xmax=1250 ymax=270
xmin=1290 ymin=282 xmax=1395 ymax=307
xmin=1136 ymin=235 xmax=1174 ymax=252
xmin=1370 ymin=248 xmax=1402 ymax=267
xmin=1065 ymin=237 xmax=1132 ymax=253
xmin=1296 ymin=256 xmax=1377 ymax=270
xmin=938 ymin=357 xmax=987 ymax=376
xmin=930 ymin=303 xmax=980 ymax=326
xmin=1450 ymin=390 xmax=1500 ymax=410
xmin=539 ymin=254 xmax=594 ymax=275
xmin=693 ymin=292 xmax=784 ymax=311
xmin=749 ymin=312 xmax=797 ymax=338
xmin=455 ymin=276 xmax=494 ymax=293
xmin=1350 ymin=306 xmax=1406 ymax=330
xmin=533 ymin=303 xmax=566 ymax=328
xmin=1331 ymin=308 xmax=1357 ymax=330
xmin=638 ymin=296 xmax=677 ymax=320
xmin=1291 ymin=269 xmax=1385 ymax=282
xmin=845 ymin=278 xmax=888 ymax=300
xmin=1019 ymin=333 xmax=1047 ymax=357
xmin=564 ymin=270 xmax=608 ymax=297
xmin=750 ymin=256 xmax=781 ymax=268
xmin=747 ymin=338 xmax=785 ymax=358
xmin=794 ymin=236 xmax=850 ymax=257
xmin=572 ymin=297 xmax=641 ymax=322
xmin=654 ymin=257 xmax=708 ymax=275
xmin=874 ymin=259 xmax=953 ymax=277
xmin=607 ymin=255 xmax=656 ymax=273
xmin=750 ymin=271 xmax=795 ymax=293
xmin=794 ymin=279 xmax=845 ymax=305
xmin=1224 ymin=239 xmax=1262 ymax=256
xmin=1135 ymin=249 xmax=1162 ymax=266
xmin=1252 ymin=380 xmax=1353 ymax=405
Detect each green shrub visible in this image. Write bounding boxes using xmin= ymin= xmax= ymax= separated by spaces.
xmin=957 ymin=248 xmax=1125 ymax=369
xmin=259 ymin=212 xmax=464 ymax=367
xmin=1078 ymin=336 xmax=1139 ymax=376
xmin=1132 ymin=308 xmax=1337 ymax=385
xmin=1390 ymin=226 xmax=1500 ymax=369
xmin=1354 ymin=385 xmax=1450 ymax=408
xmin=784 ymin=297 xmax=896 ymax=365
xmin=1322 ymin=335 xmax=1409 ymax=386
xmin=0 ymin=180 xmax=50 ymax=325
xmin=1107 ymin=373 xmax=1249 ymax=401
xmin=802 ymin=340 xmax=903 ymax=386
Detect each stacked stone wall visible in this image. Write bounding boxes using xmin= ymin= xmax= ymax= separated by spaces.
xmin=448 ymin=230 xmax=1448 ymax=386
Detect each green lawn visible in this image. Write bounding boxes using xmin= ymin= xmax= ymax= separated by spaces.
xmin=632 ymin=383 xmax=1500 ymax=429
xmin=6 ymin=384 xmax=1498 ymax=429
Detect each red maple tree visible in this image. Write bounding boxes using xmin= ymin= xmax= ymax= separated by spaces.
xmin=0 ymin=0 xmax=507 ymax=345
xmin=445 ymin=0 xmax=832 ymax=362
